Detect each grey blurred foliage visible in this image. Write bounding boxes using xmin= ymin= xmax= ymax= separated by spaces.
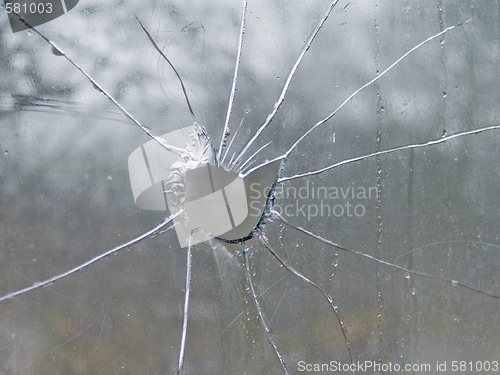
xmin=0 ymin=0 xmax=499 ymax=374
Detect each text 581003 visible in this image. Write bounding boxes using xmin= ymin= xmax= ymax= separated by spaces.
xmin=5 ymin=2 xmax=53 ymax=15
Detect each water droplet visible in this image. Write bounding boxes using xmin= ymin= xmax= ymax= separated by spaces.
xmin=4 ymin=150 xmax=8 ymax=155
xmin=27 ymin=30 xmax=33 ymax=36
xmin=404 ymin=272 xmax=411 ymax=279
xmin=411 ymin=287 xmax=416 ymax=295
xmin=406 ymin=315 xmax=411 ymax=320
xmin=442 ymin=91 xmax=447 ymax=98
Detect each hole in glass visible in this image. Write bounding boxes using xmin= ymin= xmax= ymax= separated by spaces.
xmin=1 ymin=1 xmax=499 ymax=374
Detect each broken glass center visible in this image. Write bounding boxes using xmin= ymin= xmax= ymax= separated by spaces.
xmin=128 ymin=123 xmax=281 ymax=246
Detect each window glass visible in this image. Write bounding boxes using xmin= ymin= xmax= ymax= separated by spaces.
xmin=1 ymin=1 xmax=499 ymax=373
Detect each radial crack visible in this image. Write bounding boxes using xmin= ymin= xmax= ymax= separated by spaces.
xmin=237 ymin=141 xmax=272 ymax=171
xmin=2 ymin=6 xmax=186 ymax=156
xmin=242 ymin=243 xmax=289 ymax=374
xmin=233 ymin=0 xmax=341 ymax=165
xmin=0 ymin=213 xmax=180 ymax=303
xmin=282 ymin=20 xmax=471 ymax=159
xmin=177 ymin=236 xmax=193 ymax=375
xmin=278 ymin=123 xmax=500 ymax=183
xmin=137 ymin=17 xmax=195 ymax=118
xmin=257 ymin=231 xmax=355 ymax=370
xmin=241 ymin=20 xmax=477 ymax=180
xmin=274 ymin=211 xmax=499 ymax=300
xmin=218 ymin=0 xmax=248 ymax=161
xmin=221 ymin=119 xmax=244 ymax=166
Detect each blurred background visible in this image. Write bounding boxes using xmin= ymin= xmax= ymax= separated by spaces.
xmin=0 ymin=0 xmax=499 ymax=374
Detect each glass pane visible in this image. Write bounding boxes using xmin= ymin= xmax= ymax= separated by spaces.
xmin=1 ymin=0 xmax=499 ymax=374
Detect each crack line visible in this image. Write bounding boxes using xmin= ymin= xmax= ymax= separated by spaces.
xmin=274 ymin=211 xmax=499 ymax=300
xmin=0 ymin=213 xmax=181 ymax=303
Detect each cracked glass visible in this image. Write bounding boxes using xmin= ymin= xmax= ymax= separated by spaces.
xmin=1 ymin=0 xmax=499 ymax=374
